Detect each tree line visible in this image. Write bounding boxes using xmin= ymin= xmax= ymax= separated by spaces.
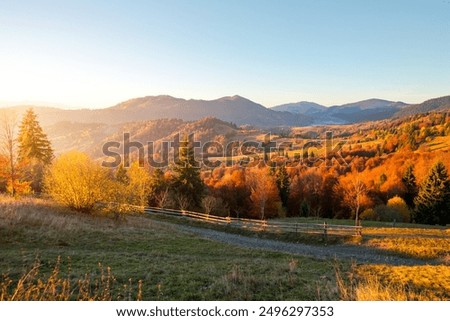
xmin=1 ymin=109 xmax=449 ymax=226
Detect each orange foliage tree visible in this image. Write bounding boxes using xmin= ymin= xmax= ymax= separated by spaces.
xmin=205 ymin=165 xmax=251 ymax=218
xmin=334 ymin=174 xmax=372 ymax=224
xmin=246 ymin=166 xmax=281 ymax=219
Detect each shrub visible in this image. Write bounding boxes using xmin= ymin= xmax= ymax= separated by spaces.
xmin=373 ymin=204 xmax=400 ymax=222
xmin=360 ymin=208 xmax=378 ymax=221
xmin=387 ymin=196 xmax=411 ymax=223
xmin=44 ymin=151 xmax=112 ymax=213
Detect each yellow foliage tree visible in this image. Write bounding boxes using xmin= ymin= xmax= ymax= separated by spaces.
xmin=127 ymin=161 xmax=151 ymax=207
xmin=387 ymin=195 xmax=411 ymax=223
xmin=44 ymin=151 xmax=112 ymax=213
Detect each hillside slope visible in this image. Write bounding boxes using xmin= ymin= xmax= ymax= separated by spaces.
xmin=394 ymin=96 xmax=450 ymax=118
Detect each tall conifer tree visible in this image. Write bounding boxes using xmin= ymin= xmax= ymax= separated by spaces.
xmin=17 ymin=108 xmax=53 ymax=192
xmin=171 ymin=137 xmax=204 ymax=209
xmin=414 ymin=161 xmax=450 ymax=225
xmin=17 ymin=108 xmax=53 ymax=164
xmin=402 ymin=164 xmax=418 ymax=209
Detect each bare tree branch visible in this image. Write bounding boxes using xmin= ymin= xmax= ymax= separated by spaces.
xmin=0 ymin=111 xmax=18 ymax=196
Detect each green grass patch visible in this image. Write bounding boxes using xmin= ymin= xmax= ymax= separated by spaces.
xmin=146 ymin=212 xmax=353 ymax=245
xmin=0 ymin=197 xmax=339 ymax=300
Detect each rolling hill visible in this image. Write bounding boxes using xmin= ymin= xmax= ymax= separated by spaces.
xmin=270 ymin=101 xmax=327 ymax=114
xmin=45 ymin=117 xmax=259 ymax=158
xmin=394 ymin=95 xmax=450 ymax=118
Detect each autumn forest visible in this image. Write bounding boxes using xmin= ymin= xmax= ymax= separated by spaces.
xmin=1 ymin=108 xmax=449 ymax=226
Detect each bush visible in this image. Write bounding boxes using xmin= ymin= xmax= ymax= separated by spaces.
xmin=361 ymin=197 xmax=411 ymax=223
xmin=44 ymin=151 xmax=112 ymax=213
xmin=360 ymin=208 xmax=378 ymax=221
xmin=387 ymin=196 xmax=411 ymax=223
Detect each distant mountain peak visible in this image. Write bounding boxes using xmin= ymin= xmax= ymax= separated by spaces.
xmin=331 ymin=98 xmax=408 ymax=110
xmin=218 ymin=95 xmax=248 ymax=101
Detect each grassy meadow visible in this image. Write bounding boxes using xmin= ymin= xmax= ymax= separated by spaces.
xmin=0 ymin=196 xmax=339 ymax=300
xmin=1 ymin=196 xmax=449 ymax=301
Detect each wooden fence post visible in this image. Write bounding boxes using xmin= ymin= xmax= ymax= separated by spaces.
xmin=323 ymin=222 xmax=328 ymax=242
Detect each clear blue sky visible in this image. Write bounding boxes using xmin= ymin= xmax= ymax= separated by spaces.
xmin=1 ymin=0 xmax=449 ymax=108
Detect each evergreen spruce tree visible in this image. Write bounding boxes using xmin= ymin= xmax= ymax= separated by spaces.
xmin=275 ymin=165 xmax=290 ymax=208
xmin=300 ymin=200 xmax=310 ymax=217
xmin=17 ymin=108 xmax=53 ymax=192
xmin=414 ymin=161 xmax=450 ymax=225
xmin=17 ymin=108 xmax=53 ymax=164
xmin=171 ymin=137 xmax=204 ymax=209
xmin=401 ymin=164 xmax=418 ymax=209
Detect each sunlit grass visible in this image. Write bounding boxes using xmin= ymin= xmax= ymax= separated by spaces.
xmin=363 ymin=227 xmax=449 ymax=236
xmin=362 ymin=226 xmax=449 ymax=261
xmin=336 ymin=263 xmax=450 ymax=300
xmin=426 ymin=135 xmax=450 ymax=151
xmin=365 ymin=237 xmax=450 ymax=260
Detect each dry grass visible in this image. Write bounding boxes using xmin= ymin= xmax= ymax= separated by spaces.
xmin=360 ymin=225 xmax=450 ymax=261
xmin=0 ymin=195 xmax=98 ymax=232
xmin=0 ymin=257 xmax=142 ymax=301
xmin=335 ymin=263 xmax=450 ymax=301
xmin=0 ymin=195 xmax=153 ymax=233
xmin=364 ymin=227 xmax=449 ymax=237
xmin=366 ymin=237 xmax=450 ymax=260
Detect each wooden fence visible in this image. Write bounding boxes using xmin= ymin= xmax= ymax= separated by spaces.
xmin=144 ymin=206 xmax=362 ymax=237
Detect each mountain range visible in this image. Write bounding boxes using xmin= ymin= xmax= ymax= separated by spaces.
xmin=271 ymin=99 xmax=409 ymax=124
xmin=3 ymin=94 xmax=450 ymax=128
xmin=3 ymin=95 xmax=310 ymax=128
xmin=3 ymin=94 xmax=449 ymax=156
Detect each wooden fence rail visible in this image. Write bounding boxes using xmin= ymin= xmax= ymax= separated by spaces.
xmin=144 ymin=206 xmax=362 ymax=237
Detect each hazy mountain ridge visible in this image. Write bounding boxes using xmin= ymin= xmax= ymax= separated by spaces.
xmin=270 ymin=101 xmax=327 ymax=114
xmin=78 ymin=117 xmax=246 ymax=158
xmin=6 ymin=96 xmax=311 ymax=128
xmin=45 ymin=122 xmax=119 ymax=154
xmin=108 ymin=95 xmax=313 ymax=127
xmin=5 ymin=95 xmax=450 ymax=133
xmin=394 ymin=95 xmax=450 ymax=118
xmin=272 ymin=98 xmax=409 ymax=124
